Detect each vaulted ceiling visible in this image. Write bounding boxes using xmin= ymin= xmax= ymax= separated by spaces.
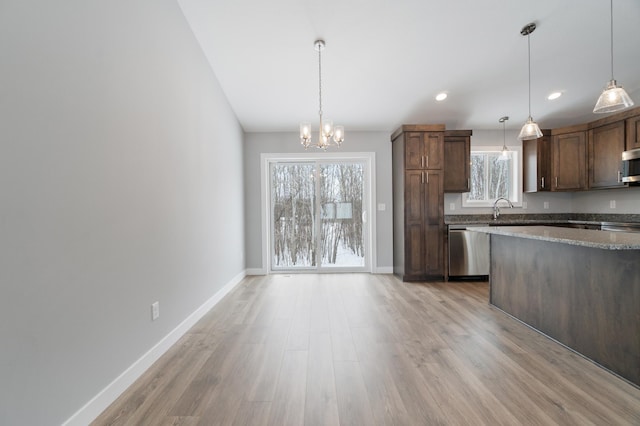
xmin=177 ymin=0 xmax=640 ymax=133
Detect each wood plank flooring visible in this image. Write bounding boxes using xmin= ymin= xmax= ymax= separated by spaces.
xmin=93 ymin=274 xmax=640 ymax=425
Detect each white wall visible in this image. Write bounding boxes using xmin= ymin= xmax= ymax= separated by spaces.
xmin=244 ymin=131 xmax=393 ymax=272
xmin=0 ymin=1 xmax=245 ymax=424
xmin=444 ymin=129 xmax=639 ymax=215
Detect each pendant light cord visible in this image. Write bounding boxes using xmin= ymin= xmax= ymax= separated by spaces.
xmin=609 ymin=0 xmax=614 ymax=80
xmin=527 ymin=32 xmax=532 ymax=118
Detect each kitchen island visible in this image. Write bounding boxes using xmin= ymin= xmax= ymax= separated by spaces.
xmin=474 ymin=226 xmax=640 ymax=387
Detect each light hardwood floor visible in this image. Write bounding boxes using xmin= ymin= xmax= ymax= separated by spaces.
xmin=93 ymin=274 xmax=640 ymax=425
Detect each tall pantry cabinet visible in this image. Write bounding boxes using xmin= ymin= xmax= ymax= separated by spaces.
xmin=391 ymin=125 xmax=445 ymax=281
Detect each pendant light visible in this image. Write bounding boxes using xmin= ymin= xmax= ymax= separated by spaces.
xmin=593 ymin=0 xmax=634 ymax=113
xmin=299 ymin=39 xmax=345 ymax=150
xmin=518 ymin=23 xmax=543 ymax=141
xmin=498 ymin=116 xmax=509 ymax=161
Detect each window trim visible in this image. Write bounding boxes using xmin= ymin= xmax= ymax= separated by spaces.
xmin=260 ymin=152 xmax=377 ymax=274
xmin=462 ymin=145 xmax=523 ymax=208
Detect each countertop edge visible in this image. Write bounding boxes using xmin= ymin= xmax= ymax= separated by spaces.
xmin=469 ymin=226 xmax=640 ymax=250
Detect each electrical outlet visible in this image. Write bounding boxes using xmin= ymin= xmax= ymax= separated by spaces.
xmin=609 ymin=200 xmax=616 ymax=209
xmin=543 ymin=201 xmax=549 ymax=209
xmin=377 ymin=203 xmax=386 ymax=211
xmin=151 ymin=301 xmax=160 ymax=321
xmin=449 ymin=203 xmax=455 ymax=211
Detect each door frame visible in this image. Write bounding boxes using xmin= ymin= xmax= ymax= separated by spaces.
xmin=260 ymin=152 xmax=376 ymax=274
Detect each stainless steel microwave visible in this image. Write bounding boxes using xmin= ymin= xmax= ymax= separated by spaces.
xmin=622 ymin=148 xmax=640 ymax=184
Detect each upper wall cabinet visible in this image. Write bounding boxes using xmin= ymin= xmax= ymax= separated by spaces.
xmin=588 ymin=121 xmax=626 ymax=189
xmin=523 ymin=132 xmax=551 ymax=192
xmin=627 ymin=113 xmax=640 ymax=150
xmin=444 ymin=130 xmax=472 ymax=193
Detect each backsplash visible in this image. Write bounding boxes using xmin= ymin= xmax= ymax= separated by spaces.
xmin=445 ymin=186 xmax=640 ymax=215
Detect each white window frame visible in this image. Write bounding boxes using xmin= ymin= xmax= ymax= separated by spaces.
xmin=260 ymin=152 xmax=376 ymax=274
xmin=462 ymin=145 xmax=523 ymax=208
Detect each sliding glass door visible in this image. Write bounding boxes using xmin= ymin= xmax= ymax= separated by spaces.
xmin=270 ymin=160 xmax=368 ymax=272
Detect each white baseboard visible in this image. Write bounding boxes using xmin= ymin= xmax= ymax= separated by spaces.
xmin=374 ymin=266 xmax=394 ymax=274
xmin=63 ymin=270 xmax=247 ymax=426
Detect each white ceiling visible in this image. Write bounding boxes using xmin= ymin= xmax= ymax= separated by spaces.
xmin=177 ymin=0 xmax=640 ymax=133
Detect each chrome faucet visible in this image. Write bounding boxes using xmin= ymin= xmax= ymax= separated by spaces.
xmin=493 ymin=197 xmax=514 ymax=220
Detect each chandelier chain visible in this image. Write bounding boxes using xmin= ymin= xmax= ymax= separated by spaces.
xmin=318 ymin=46 xmax=323 ymax=117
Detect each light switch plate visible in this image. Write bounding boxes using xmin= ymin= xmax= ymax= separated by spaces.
xmin=151 ymin=302 xmax=160 ymax=321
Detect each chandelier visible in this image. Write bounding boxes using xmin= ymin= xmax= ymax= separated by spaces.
xmin=300 ymin=39 xmax=344 ymax=149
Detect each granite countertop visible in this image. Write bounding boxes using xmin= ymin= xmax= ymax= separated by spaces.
xmin=445 ymin=213 xmax=640 ymax=226
xmin=471 ymin=225 xmax=640 ymax=250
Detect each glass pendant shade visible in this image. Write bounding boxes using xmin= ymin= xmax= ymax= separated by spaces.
xmin=593 ymin=80 xmax=634 ymax=113
xmin=322 ymin=119 xmax=334 ymax=138
xmin=333 ymin=126 xmax=344 ymax=144
xmin=518 ymin=116 xmax=543 ymax=140
xmin=300 ymin=122 xmax=311 ymax=140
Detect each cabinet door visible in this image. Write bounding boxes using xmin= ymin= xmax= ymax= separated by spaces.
xmin=627 ymin=115 xmax=640 ymax=150
xmin=404 ymin=170 xmax=425 ymax=278
xmin=424 ymin=170 xmax=444 ymax=276
xmin=523 ymin=135 xmax=551 ymax=192
xmin=405 ymin=132 xmax=443 ymax=170
xmin=405 ymin=132 xmax=424 ymax=169
xmin=552 ymin=131 xmax=587 ymax=191
xmin=423 ymin=132 xmax=444 ymax=169
xmin=589 ymin=121 xmax=626 ymax=189
xmin=444 ymin=136 xmax=470 ymax=192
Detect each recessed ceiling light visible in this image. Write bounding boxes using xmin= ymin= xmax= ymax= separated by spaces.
xmin=547 ymin=91 xmax=562 ymax=100
xmin=435 ymin=92 xmax=447 ymax=101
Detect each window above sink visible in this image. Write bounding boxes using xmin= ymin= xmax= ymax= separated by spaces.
xmin=462 ymin=145 xmax=523 ymax=208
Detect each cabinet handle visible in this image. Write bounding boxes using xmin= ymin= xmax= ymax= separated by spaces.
xmin=617 ymin=170 xmax=622 ymax=183
xmin=426 ymin=156 xmax=429 ymax=168
xmin=467 ymin=178 xmax=470 ymax=190
xmin=421 ymin=156 xmax=425 ymax=168
xmin=541 ymin=177 xmax=545 ymax=189
xmin=426 ymin=172 xmax=429 ymax=183
xmin=421 ymin=172 xmax=424 ymax=184
xmin=556 ymin=176 xmax=559 ymax=188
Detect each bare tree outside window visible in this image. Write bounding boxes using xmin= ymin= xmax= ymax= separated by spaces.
xmin=271 ymin=162 xmax=365 ymax=269
xmin=468 ymin=152 xmax=511 ymax=202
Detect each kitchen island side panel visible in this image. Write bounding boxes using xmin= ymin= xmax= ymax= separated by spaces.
xmin=490 ymin=234 xmax=640 ymax=386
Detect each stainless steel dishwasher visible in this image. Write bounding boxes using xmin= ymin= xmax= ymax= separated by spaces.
xmin=448 ymin=225 xmax=490 ymax=278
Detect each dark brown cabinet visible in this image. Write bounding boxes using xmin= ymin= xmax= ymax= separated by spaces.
xmin=404 ymin=170 xmax=443 ymax=278
xmin=443 ymin=130 xmax=472 ymax=192
xmin=522 ymin=133 xmax=551 ymax=192
xmin=405 ymin=131 xmax=443 ymax=170
xmin=391 ymin=125 xmax=445 ymax=281
xmin=551 ymin=127 xmax=587 ymax=191
xmin=588 ymin=121 xmax=626 ymax=189
xmin=626 ymin=114 xmax=640 ymax=150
